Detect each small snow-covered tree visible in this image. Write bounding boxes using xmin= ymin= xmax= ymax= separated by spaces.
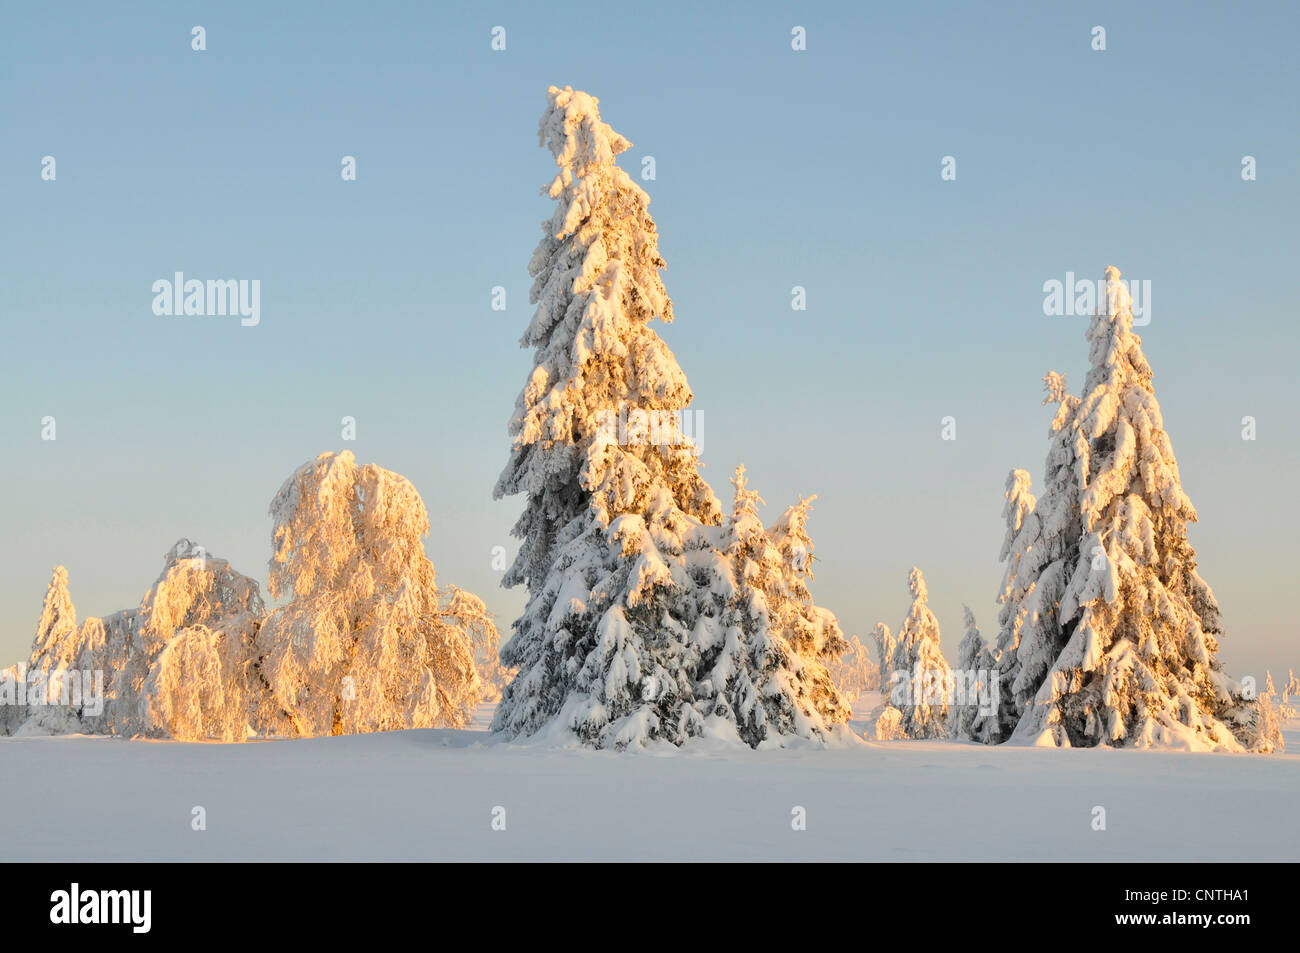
xmin=23 ymin=567 xmax=83 ymax=733
xmin=870 ymin=622 xmax=904 ymax=736
xmin=762 ymin=489 xmax=852 ymax=728
xmin=990 ymin=469 xmax=1038 ymax=740
xmin=874 ymin=705 xmax=905 ymax=741
xmin=14 ymin=543 xmax=264 ymax=739
xmin=883 ymin=568 xmax=951 ymax=739
xmin=0 ymin=664 xmax=25 ymax=735
xmin=700 ymin=468 xmax=849 ymax=746
xmin=828 ymin=633 xmax=879 ymax=705
xmin=23 ymin=566 xmax=112 ymax=735
xmin=951 ymin=605 xmax=997 ymax=742
xmin=1240 ymin=692 xmax=1284 ymax=754
xmin=871 ymin=622 xmax=896 ymax=691
xmin=1014 ymin=267 xmax=1276 ymax=752
xmin=1282 ymin=669 xmax=1300 ymax=720
xmin=144 ymin=618 xmax=256 ymax=742
xmin=29 ymin=566 xmax=77 ymax=678
xmin=1010 ymin=373 xmax=1087 ymax=718
xmin=117 ymin=543 xmax=266 ymax=738
xmin=451 ymin=587 xmax=514 ymax=704
xmin=257 ymin=452 xmax=489 ymax=737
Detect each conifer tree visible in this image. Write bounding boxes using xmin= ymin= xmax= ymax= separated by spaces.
xmin=1014 ymin=268 xmax=1277 ymax=751
xmin=22 ymin=566 xmax=88 ymax=733
xmin=992 ymin=469 xmax=1038 ymax=739
xmin=1011 ymin=373 xmax=1086 ymax=714
xmin=493 ymin=88 xmax=849 ymax=748
xmin=885 ymin=568 xmax=951 ymax=739
xmin=951 ymin=605 xmax=997 ymax=742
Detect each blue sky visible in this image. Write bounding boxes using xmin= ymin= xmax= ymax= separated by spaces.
xmin=2 ymin=0 xmax=1297 ymax=681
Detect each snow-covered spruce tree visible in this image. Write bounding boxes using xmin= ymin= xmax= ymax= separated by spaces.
xmin=1281 ymin=670 xmax=1300 ymax=720
xmin=950 ymin=605 xmax=997 ymax=742
xmin=762 ymin=488 xmax=852 ymax=724
xmin=493 ymin=84 xmax=721 ymax=600
xmin=256 ymin=452 xmax=492 ymax=737
xmin=1014 ymin=267 xmax=1278 ymax=751
xmin=871 ymin=622 xmax=896 ymax=692
xmin=0 ymin=664 xmax=25 ymax=735
xmin=29 ymin=566 xmax=78 ymax=679
xmin=491 ymin=85 xmax=719 ymax=747
xmin=881 ymin=568 xmax=951 ymax=739
xmin=21 ymin=566 xmax=115 ymax=735
xmin=870 ymin=622 xmax=905 ymax=739
xmin=990 ymin=469 xmax=1038 ymax=740
xmin=1009 ymin=373 xmax=1087 ymax=717
xmin=492 ymin=87 xmax=848 ymax=748
xmin=698 ymin=468 xmax=850 ymax=746
xmin=22 ymin=567 xmax=82 ymax=733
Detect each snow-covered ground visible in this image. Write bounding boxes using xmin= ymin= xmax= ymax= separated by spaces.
xmin=2 ymin=703 xmax=1297 ymax=862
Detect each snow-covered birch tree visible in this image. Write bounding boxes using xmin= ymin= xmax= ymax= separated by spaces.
xmin=144 ymin=618 xmax=256 ymax=742
xmin=256 ymin=452 xmax=489 ymax=736
xmin=122 ymin=539 xmax=264 ymax=738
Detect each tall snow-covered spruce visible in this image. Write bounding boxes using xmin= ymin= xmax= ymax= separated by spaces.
xmin=492 ymin=86 xmax=849 ymax=749
xmin=1013 ymin=267 xmax=1278 ymax=752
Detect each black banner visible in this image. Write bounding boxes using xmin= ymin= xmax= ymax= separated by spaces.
xmin=5 ymin=863 xmax=1278 ymax=939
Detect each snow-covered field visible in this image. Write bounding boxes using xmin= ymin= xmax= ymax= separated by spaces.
xmin=3 ymin=703 xmax=1297 ymax=862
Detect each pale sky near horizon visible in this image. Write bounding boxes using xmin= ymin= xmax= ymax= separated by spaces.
xmin=2 ymin=1 xmax=1297 ymax=682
